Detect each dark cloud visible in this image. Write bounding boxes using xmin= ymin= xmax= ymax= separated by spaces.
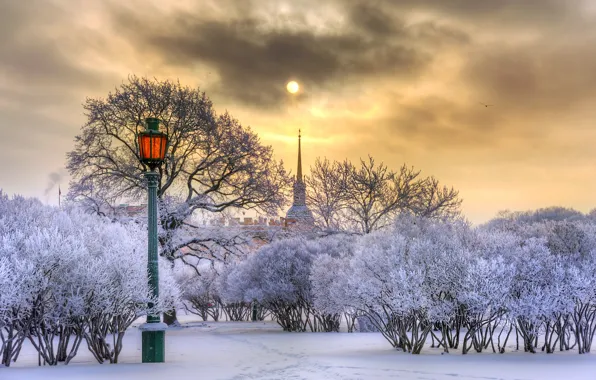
xmin=349 ymin=2 xmax=402 ymax=37
xmin=347 ymin=1 xmax=468 ymax=45
xmin=106 ymin=2 xmax=473 ymax=109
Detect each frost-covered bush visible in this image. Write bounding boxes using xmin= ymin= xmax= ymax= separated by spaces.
xmin=176 ymin=262 xmax=224 ymax=321
xmin=397 ymin=217 xmax=471 ymax=351
xmin=481 ymin=217 xmax=596 ymax=354
xmin=323 ymin=216 xmax=472 ymax=353
xmin=345 ymin=229 xmax=429 ymax=352
xmin=222 ymin=238 xmax=314 ymax=331
xmin=215 ymin=262 xmax=255 ymax=321
xmin=221 ymin=236 xmax=352 ymax=331
xmin=309 ymin=214 xmax=596 ymax=355
xmin=456 ymin=229 xmax=520 ymax=353
xmin=310 ymin=234 xmax=358 ymax=331
xmin=0 ymin=192 xmax=179 ymax=366
xmin=215 ymin=207 xmax=596 ymax=356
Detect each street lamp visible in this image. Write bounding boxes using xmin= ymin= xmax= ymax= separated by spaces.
xmin=138 ymin=117 xmax=168 ymax=363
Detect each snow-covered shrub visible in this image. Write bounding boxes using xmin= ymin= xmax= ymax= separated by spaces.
xmin=0 ymin=194 xmax=50 ymax=366
xmin=461 ymin=230 xmax=518 ymax=353
xmin=344 ymin=229 xmax=429 ymax=352
xmin=0 ymin=255 xmax=27 ymax=367
xmin=225 ymin=238 xmax=314 ymax=331
xmin=481 ymin=217 xmax=596 ymax=354
xmin=215 ymin=261 xmax=257 ymax=321
xmin=222 ymin=236 xmax=351 ymax=331
xmin=305 ymin=234 xmax=355 ymax=332
xmin=322 ymin=216 xmax=472 ymax=353
xmin=311 ymin=237 xmax=358 ymax=331
xmin=312 ymin=230 xmax=388 ymax=334
xmin=397 ymin=216 xmax=471 ymax=352
xmin=0 ymin=193 xmax=179 ymax=366
xmin=507 ymin=239 xmax=557 ymax=353
xmin=176 ymin=263 xmax=223 ymax=321
xmin=567 ymin=251 xmax=596 ymax=354
xmin=79 ymin=216 xmax=179 ymax=364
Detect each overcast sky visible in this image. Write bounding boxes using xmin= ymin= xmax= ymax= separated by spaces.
xmin=1 ymin=0 xmax=596 ymax=223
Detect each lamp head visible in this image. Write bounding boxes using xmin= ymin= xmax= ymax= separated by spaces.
xmin=138 ymin=118 xmax=168 ymax=170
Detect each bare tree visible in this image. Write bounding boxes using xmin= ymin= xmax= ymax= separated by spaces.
xmin=409 ymin=177 xmax=462 ymax=221
xmin=66 ymin=76 xmax=292 ymax=323
xmin=306 ymin=156 xmax=461 ymax=234
xmin=304 ymin=158 xmax=348 ymax=231
xmin=342 ymin=157 xmax=422 ymax=233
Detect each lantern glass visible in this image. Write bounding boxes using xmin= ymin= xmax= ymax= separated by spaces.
xmin=138 ymin=131 xmax=168 ymax=167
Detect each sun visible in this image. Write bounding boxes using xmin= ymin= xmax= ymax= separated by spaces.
xmin=286 ymin=81 xmax=299 ymax=94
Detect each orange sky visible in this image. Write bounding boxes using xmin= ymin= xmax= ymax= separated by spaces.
xmin=1 ymin=0 xmax=596 ymax=224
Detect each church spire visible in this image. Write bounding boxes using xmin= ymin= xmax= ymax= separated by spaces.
xmin=284 ymin=128 xmax=314 ymax=228
xmin=297 ymin=129 xmax=303 ymax=182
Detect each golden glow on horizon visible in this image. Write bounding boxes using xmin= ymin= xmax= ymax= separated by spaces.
xmin=286 ymin=81 xmax=299 ymax=94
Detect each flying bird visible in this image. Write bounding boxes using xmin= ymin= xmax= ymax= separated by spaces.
xmin=479 ymin=102 xmax=494 ymax=108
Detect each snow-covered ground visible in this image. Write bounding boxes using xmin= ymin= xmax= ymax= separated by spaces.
xmin=3 ymin=316 xmax=596 ymax=380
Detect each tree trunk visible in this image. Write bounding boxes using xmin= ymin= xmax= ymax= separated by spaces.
xmin=163 ymin=310 xmax=179 ymax=326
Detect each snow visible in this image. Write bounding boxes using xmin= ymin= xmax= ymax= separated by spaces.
xmin=138 ymin=322 xmax=168 ymax=331
xmin=3 ymin=317 xmax=596 ymax=380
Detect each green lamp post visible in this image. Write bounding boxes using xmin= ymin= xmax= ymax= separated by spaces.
xmin=137 ymin=117 xmax=168 ymax=363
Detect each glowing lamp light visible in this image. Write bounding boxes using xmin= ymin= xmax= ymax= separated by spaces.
xmin=138 ymin=118 xmax=168 ymax=170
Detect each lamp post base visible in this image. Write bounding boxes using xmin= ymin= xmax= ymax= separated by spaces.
xmin=140 ymin=323 xmax=167 ymax=363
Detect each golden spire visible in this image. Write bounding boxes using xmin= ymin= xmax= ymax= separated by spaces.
xmin=297 ymin=129 xmax=303 ymax=182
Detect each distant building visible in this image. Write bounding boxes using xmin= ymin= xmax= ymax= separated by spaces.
xmin=227 ymin=216 xmax=283 ymax=227
xmin=178 ymin=215 xmax=283 ymax=257
xmin=284 ymin=130 xmax=315 ymax=229
xmin=114 ymin=203 xmax=146 ymax=218
xmin=110 ymin=203 xmax=284 ymax=228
